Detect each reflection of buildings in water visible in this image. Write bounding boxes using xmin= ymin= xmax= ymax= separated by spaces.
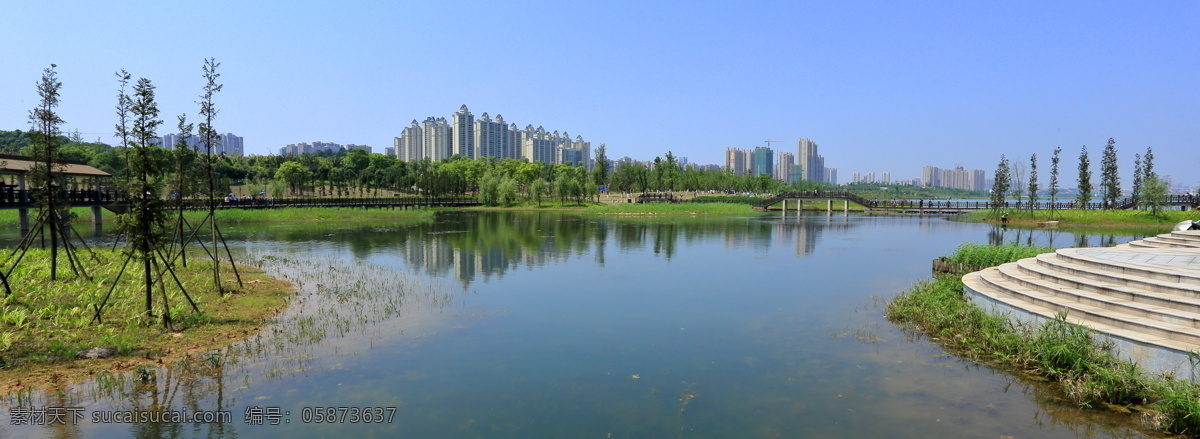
xmin=390 ymin=215 xmax=864 ymax=288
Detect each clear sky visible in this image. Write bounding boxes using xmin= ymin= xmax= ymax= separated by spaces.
xmin=1 ymin=1 xmax=1196 ymax=189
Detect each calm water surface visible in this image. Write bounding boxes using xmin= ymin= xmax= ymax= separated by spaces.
xmin=1 ymin=212 xmax=1158 ymax=438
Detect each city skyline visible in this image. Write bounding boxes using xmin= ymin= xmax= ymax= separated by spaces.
xmin=0 ymin=2 xmax=1195 ymax=190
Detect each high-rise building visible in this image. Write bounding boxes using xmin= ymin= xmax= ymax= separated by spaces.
xmin=922 ymin=165 xmax=989 ymax=191
xmin=851 ymin=172 xmax=860 ymax=183
xmin=724 ymin=147 xmax=751 ymax=176
xmin=825 ymin=168 xmax=837 ymax=185
xmin=790 ymin=165 xmax=804 ymax=183
xmin=751 ymin=147 xmax=774 ymax=177
xmin=521 ymin=125 xmax=556 ymax=164
xmin=397 ymin=120 xmax=423 ymax=161
xmin=797 ymin=137 xmax=825 ymax=183
xmin=422 ymin=117 xmax=452 ymax=161
xmin=922 ymin=166 xmax=941 ymax=187
xmin=775 ymin=152 xmax=795 ymax=182
xmin=474 ymin=112 xmax=512 ymax=159
xmin=452 ymin=105 xmax=475 ymax=159
xmin=881 ymin=172 xmax=890 ymax=185
xmin=164 ymin=133 xmax=243 ymax=156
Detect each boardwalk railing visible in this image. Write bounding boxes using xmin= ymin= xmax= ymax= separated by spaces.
xmin=752 ymin=191 xmax=1200 ymax=211
xmin=0 ymin=189 xmax=480 ymax=211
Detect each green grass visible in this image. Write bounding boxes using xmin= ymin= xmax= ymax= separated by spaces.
xmin=191 ymin=206 xmax=437 ymax=223
xmin=943 ymin=243 xmax=1054 ymax=267
xmin=581 ymin=202 xmax=758 ymax=215
xmin=887 ymin=245 xmax=1200 ymax=435
xmin=690 ymin=195 xmax=763 ymax=204
xmin=0 ymin=247 xmax=292 ymax=390
xmin=965 ymin=208 xmax=1198 ymax=228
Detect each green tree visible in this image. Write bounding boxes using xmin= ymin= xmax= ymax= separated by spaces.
xmin=274 ymin=161 xmax=311 ymax=195
xmin=126 ymin=77 xmax=170 ymax=320
xmin=27 ymin=64 xmax=68 ymax=280
xmin=989 ymin=155 xmax=1010 ymax=217
xmin=528 ymin=178 xmax=548 ymax=207
xmin=1027 ymin=153 xmax=1038 ymax=215
xmin=1100 ymin=137 xmax=1120 ymax=209
xmin=1076 ymin=145 xmax=1092 ymax=209
xmin=592 ymin=144 xmax=609 ymax=187
xmin=1142 ymin=175 xmax=1169 ymax=217
xmin=1048 ymin=147 xmax=1061 ymax=220
xmin=1131 ymin=152 xmax=1143 ymax=208
xmin=1142 ymin=146 xmax=1156 ymax=190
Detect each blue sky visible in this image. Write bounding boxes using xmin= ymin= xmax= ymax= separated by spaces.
xmin=1 ymin=1 xmax=1196 ymax=188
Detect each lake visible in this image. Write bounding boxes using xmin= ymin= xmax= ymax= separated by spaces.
xmin=1 ymin=211 xmax=1159 ymax=438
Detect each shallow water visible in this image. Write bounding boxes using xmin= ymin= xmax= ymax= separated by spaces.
xmin=0 ymin=212 xmax=1161 ymax=438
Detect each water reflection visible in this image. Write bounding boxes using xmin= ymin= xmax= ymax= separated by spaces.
xmin=0 ymin=213 xmax=1169 ymax=438
xmin=229 ymin=212 xmax=867 ymax=289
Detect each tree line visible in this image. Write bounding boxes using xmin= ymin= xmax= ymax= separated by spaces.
xmin=990 ymin=139 xmax=1168 ymax=217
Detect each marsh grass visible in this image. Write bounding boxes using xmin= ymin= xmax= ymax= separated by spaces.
xmin=0 ymin=247 xmax=291 ymax=391
xmin=887 ymin=245 xmax=1200 ymax=435
xmin=943 ymin=243 xmax=1054 ymax=267
xmin=965 ymin=208 xmax=1197 ymax=228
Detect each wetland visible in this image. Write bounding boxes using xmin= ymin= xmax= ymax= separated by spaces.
xmin=0 ymin=211 xmax=1172 ymax=438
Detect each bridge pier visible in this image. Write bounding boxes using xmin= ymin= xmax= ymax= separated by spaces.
xmin=91 ymin=206 xmax=102 ymax=224
xmin=781 ymin=199 xmax=786 ymax=217
xmin=18 ymin=209 xmax=28 ymax=232
xmin=827 ymin=199 xmax=832 ymax=215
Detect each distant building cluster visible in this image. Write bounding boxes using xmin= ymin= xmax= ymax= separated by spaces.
xmin=922 ymin=165 xmax=987 ymax=191
xmin=394 ymin=105 xmax=593 ymax=169
xmin=279 ymin=141 xmax=372 ymax=155
xmin=159 ymin=133 xmax=244 ymax=156
xmin=724 ymin=137 xmax=836 ymax=184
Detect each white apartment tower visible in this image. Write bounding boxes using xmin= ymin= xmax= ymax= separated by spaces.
xmin=797 ymin=137 xmax=825 ymax=183
xmin=421 ymin=117 xmax=452 ymax=161
xmin=474 ymin=113 xmax=512 ymax=160
xmin=452 ymin=105 xmax=475 ymax=159
xmin=775 ymin=152 xmax=795 ymax=182
xmin=396 ymin=120 xmax=423 ymax=161
xmin=521 ymin=125 xmax=556 ymax=164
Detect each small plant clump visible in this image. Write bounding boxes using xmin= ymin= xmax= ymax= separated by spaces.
xmin=943 ymin=243 xmax=1054 ymax=267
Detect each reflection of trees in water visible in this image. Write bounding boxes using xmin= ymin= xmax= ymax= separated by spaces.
xmin=988 ymin=225 xmax=1153 ymax=250
xmin=4 ymin=355 xmax=237 ymax=438
xmin=230 ymin=213 xmax=873 ymax=288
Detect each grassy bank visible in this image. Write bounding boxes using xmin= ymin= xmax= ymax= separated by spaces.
xmin=581 ymin=202 xmax=758 ymax=215
xmin=187 ymin=206 xmax=437 ymax=224
xmin=964 ymin=208 xmax=1197 ymax=228
xmin=462 ymin=201 xmax=761 ymax=216
xmin=0 ymin=248 xmax=292 ymax=392
xmin=887 ymin=244 xmax=1200 ymax=435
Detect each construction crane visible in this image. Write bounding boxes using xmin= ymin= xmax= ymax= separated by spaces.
xmin=763 ymin=140 xmax=784 ymax=149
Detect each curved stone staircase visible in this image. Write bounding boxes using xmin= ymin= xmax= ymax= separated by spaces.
xmin=962 ymin=230 xmax=1200 ymax=378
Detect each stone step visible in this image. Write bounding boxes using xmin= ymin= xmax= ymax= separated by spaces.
xmin=1032 ymin=254 xmax=1200 ymax=299
xmin=1004 ymin=259 xmax=1200 ymax=328
xmin=1127 ymin=240 xmax=1164 ymax=249
xmin=1142 ymin=237 xmax=1200 ymax=248
xmin=964 ymin=270 xmax=1200 ymax=353
xmin=1053 ymin=248 xmax=1200 ymax=287
xmin=1154 ymin=234 xmax=1200 ymax=247
xmin=974 ymin=266 xmax=1200 ymax=346
xmin=1169 ymin=230 xmax=1200 ymax=242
